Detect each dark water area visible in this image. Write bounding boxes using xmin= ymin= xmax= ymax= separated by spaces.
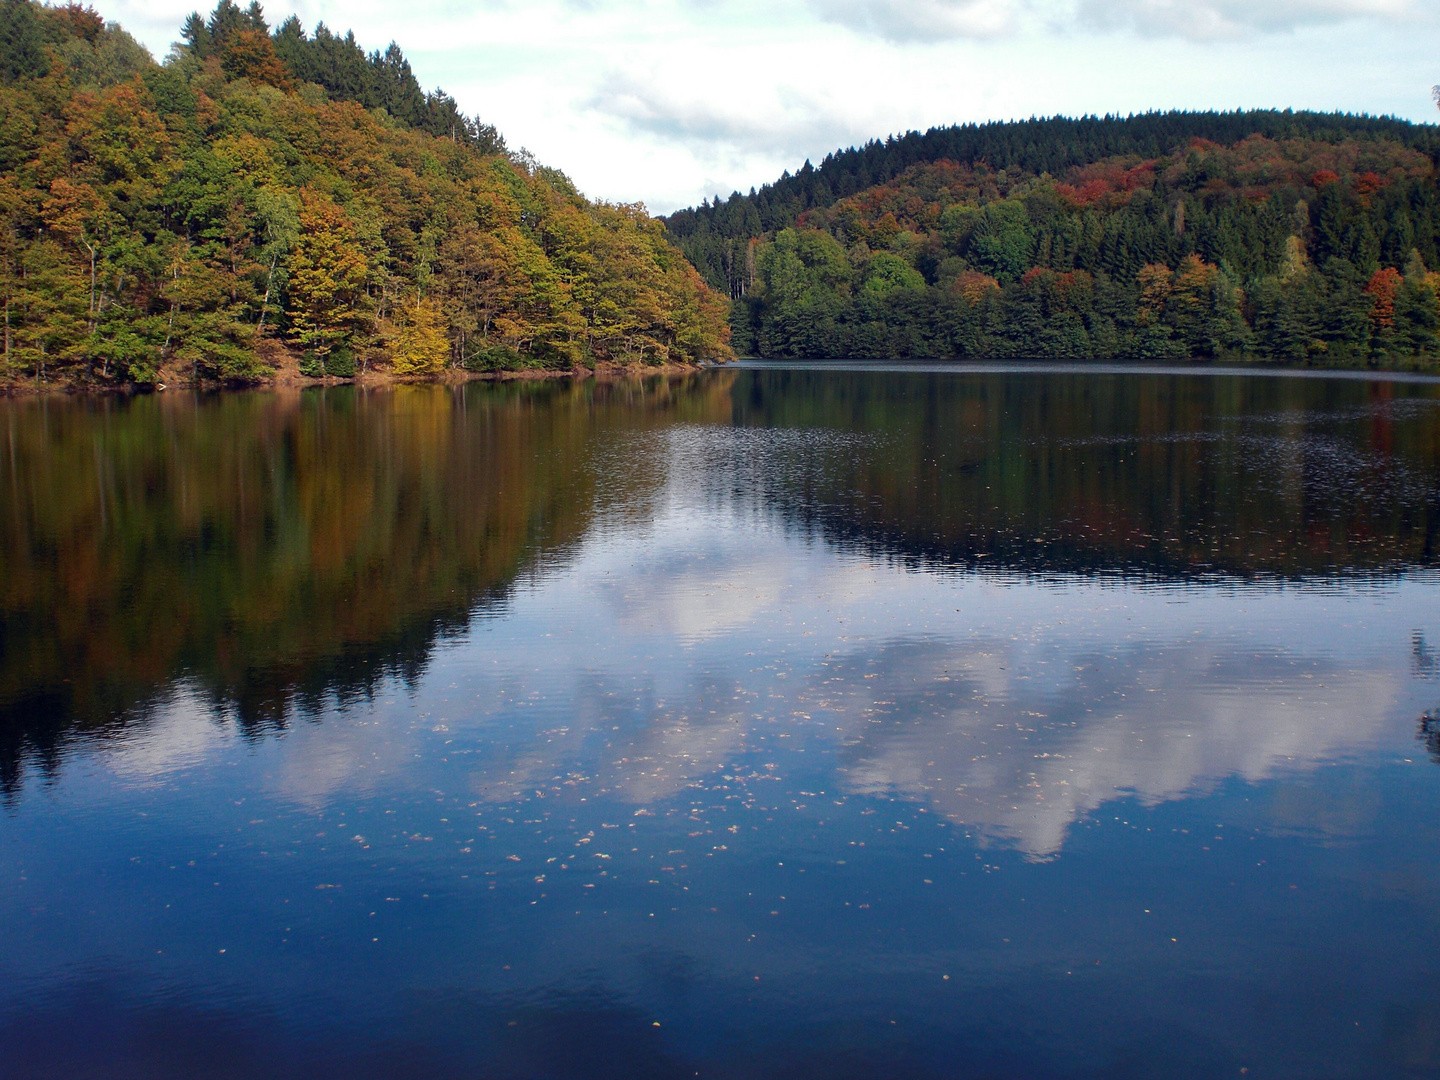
xmin=3 ymin=364 xmax=1440 ymax=1079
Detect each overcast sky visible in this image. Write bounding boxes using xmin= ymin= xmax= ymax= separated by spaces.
xmin=104 ymin=0 xmax=1439 ymax=214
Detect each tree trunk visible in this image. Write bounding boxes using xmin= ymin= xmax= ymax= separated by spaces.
xmin=86 ymin=241 xmax=96 ymax=328
xmin=257 ymin=252 xmax=279 ymax=330
xmin=164 ymin=261 xmax=180 ymax=355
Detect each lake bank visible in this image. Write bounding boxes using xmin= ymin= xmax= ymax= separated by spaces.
xmin=8 ymin=351 xmax=1440 ymax=396
xmin=0 ymin=356 xmax=713 ymax=397
xmin=731 ymin=356 xmax=1440 ymax=383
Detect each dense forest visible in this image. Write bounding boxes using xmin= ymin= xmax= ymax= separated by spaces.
xmin=5 ymin=0 xmax=1438 ymax=382
xmin=666 ymin=112 xmax=1440 ymax=363
xmin=0 ymin=0 xmax=731 ymax=388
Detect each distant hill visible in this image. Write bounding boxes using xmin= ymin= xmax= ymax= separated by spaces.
xmin=0 ymin=0 xmax=730 ymax=388
xmin=664 ymin=112 xmax=1440 ymax=364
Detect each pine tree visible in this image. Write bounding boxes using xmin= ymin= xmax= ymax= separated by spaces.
xmin=0 ymin=0 xmax=49 ymax=82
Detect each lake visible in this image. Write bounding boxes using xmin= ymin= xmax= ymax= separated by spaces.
xmin=3 ymin=362 xmax=1440 ymax=1079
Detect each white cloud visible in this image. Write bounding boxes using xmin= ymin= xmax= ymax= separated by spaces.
xmin=808 ymin=0 xmax=1024 ymax=40
xmin=103 ymin=685 xmax=233 ymax=783
xmin=587 ymin=71 xmax=866 ymax=159
xmin=1076 ymin=0 xmax=1416 ymax=39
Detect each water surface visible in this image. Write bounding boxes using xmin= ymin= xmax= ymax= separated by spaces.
xmin=3 ymin=365 xmax=1440 ymax=1078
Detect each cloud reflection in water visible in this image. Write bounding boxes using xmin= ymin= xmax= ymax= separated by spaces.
xmin=118 ymin=502 xmax=1418 ymax=864
xmin=58 ymin=385 xmax=1439 ymax=868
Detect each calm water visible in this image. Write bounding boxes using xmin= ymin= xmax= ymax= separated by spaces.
xmin=3 ymin=364 xmax=1440 ymax=1079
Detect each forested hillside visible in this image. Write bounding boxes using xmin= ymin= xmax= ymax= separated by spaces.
xmin=667 ymin=113 xmax=1440 ymax=362
xmin=0 ymin=1 xmax=731 ymax=388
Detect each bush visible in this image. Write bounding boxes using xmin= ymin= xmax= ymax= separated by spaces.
xmin=324 ymin=347 xmax=355 ymax=377
xmin=461 ymin=344 xmax=527 ymax=372
xmin=299 ymin=348 xmax=355 ymax=377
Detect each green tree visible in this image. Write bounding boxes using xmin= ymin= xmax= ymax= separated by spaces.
xmin=0 ymin=0 xmax=48 ymax=83
xmin=965 ymin=200 xmax=1036 ymax=283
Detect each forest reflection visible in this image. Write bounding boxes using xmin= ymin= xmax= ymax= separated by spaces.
xmin=0 ymin=376 xmax=732 ymax=790
xmin=2 ymin=367 xmax=1439 ymax=797
xmin=726 ymin=368 xmax=1440 ymax=579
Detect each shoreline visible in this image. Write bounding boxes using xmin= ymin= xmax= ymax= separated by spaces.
xmin=0 ymin=359 xmax=715 ymax=398
xmin=6 ymin=354 xmax=1440 ymax=396
xmin=730 ymin=356 xmax=1440 ymax=383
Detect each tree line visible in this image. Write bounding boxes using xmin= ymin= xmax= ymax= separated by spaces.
xmin=667 ymin=112 xmax=1440 ymax=363
xmin=0 ymin=0 xmax=731 ymax=388
xmin=183 ymin=2 xmax=505 ymax=152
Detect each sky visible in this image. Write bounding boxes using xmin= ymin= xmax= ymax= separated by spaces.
xmin=102 ymin=0 xmax=1440 ymax=215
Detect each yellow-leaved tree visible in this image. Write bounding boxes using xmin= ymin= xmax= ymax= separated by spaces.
xmin=288 ymin=193 xmax=369 ymax=366
xmin=390 ymin=297 xmax=449 ymax=375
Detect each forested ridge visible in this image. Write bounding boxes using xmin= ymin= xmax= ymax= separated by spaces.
xmin=0 ymin=0 xmax=731 ymax=389
xmin=666 ymin=111 xmax=1440 ymax=363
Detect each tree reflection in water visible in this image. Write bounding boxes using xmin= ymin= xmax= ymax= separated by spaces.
xmin=0 ymin=376 xmax=734 ymax=793
xmin=2 ymin=366 xmax=1439 ymax=799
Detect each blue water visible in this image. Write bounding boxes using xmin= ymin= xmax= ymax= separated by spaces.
xmin=3 ymin=367 xmax=1440 ymax=1078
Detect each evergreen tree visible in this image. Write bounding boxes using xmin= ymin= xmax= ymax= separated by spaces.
xmin=0 ymin=0 xmax=49 ymax=82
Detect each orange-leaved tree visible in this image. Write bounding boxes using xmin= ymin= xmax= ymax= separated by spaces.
xmin=1365 ymin=266 xmax=1403 ymax=330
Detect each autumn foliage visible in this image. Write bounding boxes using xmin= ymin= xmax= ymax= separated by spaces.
xmin=693 ymin=127 xmax=1440 ymax=362
xmin=1365 ymin=268 xmax=1403 ymax=329
xmin=389 ymin=298 xmax=450 ymax=375
xmin=0 ymin=0 xmax=731 ymax=387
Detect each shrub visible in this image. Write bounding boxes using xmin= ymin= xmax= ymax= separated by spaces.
xmin=461 ymin=344 xmax=527 ymax=372
xmin=324 ymin=347 xmax=355 ymax=377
